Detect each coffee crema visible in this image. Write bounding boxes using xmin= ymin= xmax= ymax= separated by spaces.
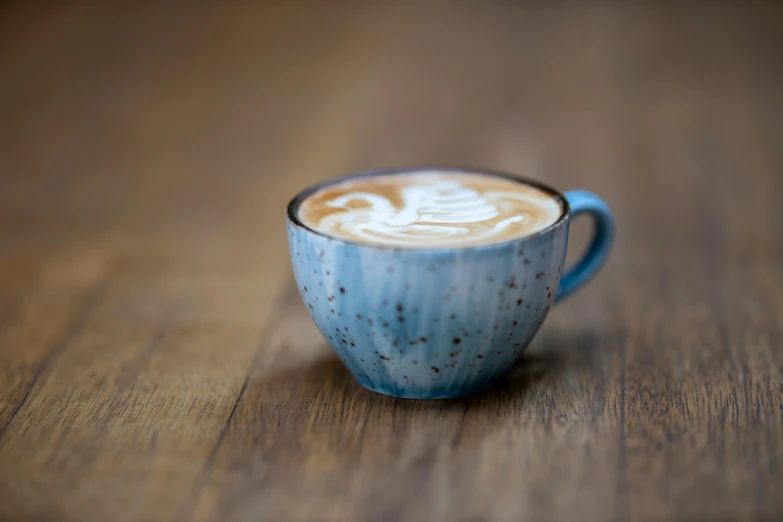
xmin=297 ymin=171 xmax=562 ymax=247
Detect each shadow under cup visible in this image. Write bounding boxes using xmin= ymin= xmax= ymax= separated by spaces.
xmin=286 ymin=167 xmax=614 ymax=399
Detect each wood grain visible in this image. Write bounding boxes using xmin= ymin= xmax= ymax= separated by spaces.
xmin=1 ymin=2 xmax=782 ymax=521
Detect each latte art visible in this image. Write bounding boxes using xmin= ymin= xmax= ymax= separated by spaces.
xmin=297 ymin=171 xmax=562 ymax=247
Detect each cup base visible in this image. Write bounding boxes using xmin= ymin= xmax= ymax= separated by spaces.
xmin=357 ymin=379 xmax=498 ymax=400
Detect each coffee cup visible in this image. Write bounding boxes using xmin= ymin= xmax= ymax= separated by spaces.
xmin=287 ymin=167 xmax=614 ymax=399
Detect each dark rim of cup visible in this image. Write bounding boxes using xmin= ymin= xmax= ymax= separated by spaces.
xmin=286 ymin=166 xmax=571 ymax=251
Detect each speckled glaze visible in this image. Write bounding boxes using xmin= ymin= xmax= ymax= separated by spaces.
xmin=287 ymin=168 xmax=614 ymax=399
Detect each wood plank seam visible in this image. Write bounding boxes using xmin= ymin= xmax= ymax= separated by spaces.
xmin=173 ymin=283 xmax=292 ymax=522
xmin=614 ymin=329 xmax=629 ymax=522
xmin=0 ymin=278 xmax=109 ymax=444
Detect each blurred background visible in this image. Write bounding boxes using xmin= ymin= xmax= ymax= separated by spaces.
xmin=3 ymin=1 xmax=779 ymax=317
xmin=1 ymin=2 xmax=782 ymax=521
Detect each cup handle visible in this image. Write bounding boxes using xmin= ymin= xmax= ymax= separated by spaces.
xmin=555 ymin=190 xmax=615 ymax=302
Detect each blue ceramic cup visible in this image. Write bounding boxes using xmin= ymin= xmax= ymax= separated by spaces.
xmin=287 ymin=167 xmax=614 ymax=399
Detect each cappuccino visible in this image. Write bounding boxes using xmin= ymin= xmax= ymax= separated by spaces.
xmin=297 ymin=170 xmax=563 ymax=247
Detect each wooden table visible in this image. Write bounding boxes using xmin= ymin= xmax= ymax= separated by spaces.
xmin=1 ymin=3 xmax=781 ymax=521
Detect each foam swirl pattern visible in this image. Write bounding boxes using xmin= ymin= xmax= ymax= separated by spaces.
xmin=298 ymin=172 xmax=562 ymax=247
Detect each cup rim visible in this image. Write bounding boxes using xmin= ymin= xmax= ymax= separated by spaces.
xmin=286 ymin=165 xmax=571 ymax=251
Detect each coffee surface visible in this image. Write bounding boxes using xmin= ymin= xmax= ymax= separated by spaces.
xmin=297 ymin=171 xmax=563 ymax=247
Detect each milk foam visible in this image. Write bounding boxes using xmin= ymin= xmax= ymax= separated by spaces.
xmin=297 ymin=171 xmax=562 ymax=247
